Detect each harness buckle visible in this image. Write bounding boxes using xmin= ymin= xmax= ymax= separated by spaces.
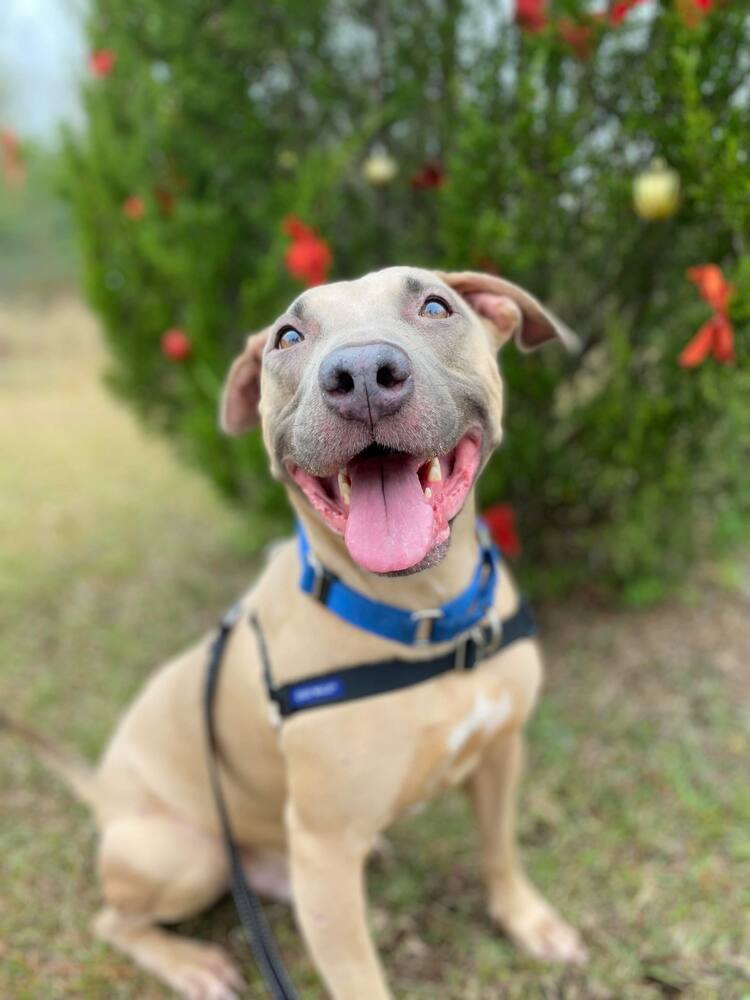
xmin=453 ymin=625 xmax=481 ymax=671
xmin=483 ymin=607 xmax=503 ymax=658
xmin=410 ymin=607 xmax=444 ymax=645
xmin=453 ymin=637 xmax=468 ymax=671
xmin=453 ymin=609 xmax=502 ymax=671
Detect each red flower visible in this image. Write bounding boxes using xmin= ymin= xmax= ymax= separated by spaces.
xmin=516 ymin=0 xmax=548 ymax=33
xmin=283 ymin=217 xmax=314 ymax=242
xmin=676 ymin=0 xmax=714 ymax=27
xmin=0 ymin=129 xmax=25 ymax=188
xmin=609 ymin=0 xmax=647 ymax=25
xmin=122 ymin=195 xmax=145 ymax=220
xmin=1 ymin=129 xmax=20 ymax=160
xmin=89 ymin=49 xmax=117 ymax=78
xmin=687 ymin=264 xmax=732 ymax=314
xmin=283 ymin=216 xmax=332 ymax=287
xmin=558 ymin=18 xmax=596 ymax=59
xmin=161 ymin=328 xmax=192 ymax=362
xmin=482 ymin=504 xmax=521 ymax=559
xmin=679 ymin=265 xmax=735 ymax=367
xmin=410 ymin=162 xmax=445 ymax=191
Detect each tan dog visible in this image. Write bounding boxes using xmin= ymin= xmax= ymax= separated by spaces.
xmin=5 ymin=267 xmax=587 ymax=999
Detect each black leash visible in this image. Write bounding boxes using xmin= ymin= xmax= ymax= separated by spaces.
xmin=203 ymin=604 xmax=298 ymax=1000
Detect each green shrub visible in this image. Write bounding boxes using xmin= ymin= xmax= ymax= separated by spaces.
xmin=64 ymin=0 xmax=750 ymax=600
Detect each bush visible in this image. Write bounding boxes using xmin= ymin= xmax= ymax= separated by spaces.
xmin=65 ymin=0 xmax=750 ymax=600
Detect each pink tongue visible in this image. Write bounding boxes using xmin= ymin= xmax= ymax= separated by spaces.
xmin=345 ymin=456 xmax=434 ymax=573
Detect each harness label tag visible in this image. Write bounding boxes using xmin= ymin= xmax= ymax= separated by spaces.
xmin=290 ymin=677 xmax=343 ymax=707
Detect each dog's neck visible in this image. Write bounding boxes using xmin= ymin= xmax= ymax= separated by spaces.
xmin=289 ymin=494 xmax=481 ymax=611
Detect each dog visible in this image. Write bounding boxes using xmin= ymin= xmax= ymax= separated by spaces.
xmin=4 ymin=267 xmax=587 ymax=999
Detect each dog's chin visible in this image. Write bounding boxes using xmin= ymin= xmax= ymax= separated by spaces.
xmin=285 ymin=429 xmax=481 ymax=575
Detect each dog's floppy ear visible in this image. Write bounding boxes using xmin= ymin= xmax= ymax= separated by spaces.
xmin=438 ymin=270 xmax=578 ymax=353
xmin=220 ymin=328 xmax=270 ymax=435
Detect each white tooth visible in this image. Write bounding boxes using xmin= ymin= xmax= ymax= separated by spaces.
xmin=427 ymin=457 xmax=442 ymax=482
xmin=338 ymin=470 xmax=351 ymax=505
xmin=424 ymin=486 xmax=433 ymax=499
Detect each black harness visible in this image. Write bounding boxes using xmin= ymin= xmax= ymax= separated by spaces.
xmin=204 ymin=526 xmax=537 ymax=998
xmin=262 ymin=597 xmax=536 ymax=720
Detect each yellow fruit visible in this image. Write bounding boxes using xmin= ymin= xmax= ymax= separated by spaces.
xmin=362 ymin=150 xmax=398 ymax=186
xmin=277 ymin=149 xmax=299 ymax=171
xmin=633 ymin=158 xmax=681 ymax=221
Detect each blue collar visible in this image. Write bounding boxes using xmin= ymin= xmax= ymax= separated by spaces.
xmin=296 ymin=520 xmax=501 ymax=646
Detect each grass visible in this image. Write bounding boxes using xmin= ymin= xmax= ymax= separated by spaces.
xmin=1 ymin=298 xmax=749 ymax=998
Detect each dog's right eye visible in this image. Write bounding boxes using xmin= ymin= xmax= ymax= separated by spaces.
xmin=276 ymin=326 xmax=304 ymax=350
xmin=419 ymin=296 xmax=452 ymax=319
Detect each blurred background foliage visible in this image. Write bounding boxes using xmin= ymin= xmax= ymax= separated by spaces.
xmin=62 ymin=0 xmax=750 ymax=601
xmin=0 ymin=143 xmax=78 ymax=297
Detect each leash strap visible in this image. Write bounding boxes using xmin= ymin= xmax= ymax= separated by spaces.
xmin=203 ymin=604 xmax=298 ymax=1000
xmin=265 ymin=598 xmax=536 ymax=719
xmin=297 ymin=520 xmax=501 ymax=646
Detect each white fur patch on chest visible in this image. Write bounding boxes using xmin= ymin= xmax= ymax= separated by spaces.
xmin=448 ymin=691 xmax=512 ymax=754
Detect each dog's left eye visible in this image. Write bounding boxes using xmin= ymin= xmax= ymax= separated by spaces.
xmin=276 ymin=326 xmax=304 ymax=349
xmin=419 ymin=296 xmax=452 ymax=319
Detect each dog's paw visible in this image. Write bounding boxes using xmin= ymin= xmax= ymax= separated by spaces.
xmin=490 ymin=884 xmax=588 ymax=966
xmin=167 ymin=941 xmax=245 ymax=1000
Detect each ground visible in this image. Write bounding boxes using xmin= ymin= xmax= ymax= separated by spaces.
xmin=1 ymin=299 xmax=748 ymax=999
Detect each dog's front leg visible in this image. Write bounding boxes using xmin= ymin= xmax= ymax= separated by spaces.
xmin=287 ymin=808 xmax=391 ymax=1000
xmin=469 ymin=726 xmax=588 ymax=965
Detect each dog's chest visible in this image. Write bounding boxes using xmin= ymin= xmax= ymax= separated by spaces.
xmin=395 ymin=671 xmax=516 ymax=811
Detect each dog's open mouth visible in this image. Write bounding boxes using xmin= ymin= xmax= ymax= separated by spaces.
xmin=286 ymin=430 xmax=482 ymax=574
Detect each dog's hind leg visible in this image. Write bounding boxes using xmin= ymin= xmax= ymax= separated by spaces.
xmin=94 ymin=813 xmax=244 ymax=1000
xmin=469 ymin=726 xmax=588 ymax=965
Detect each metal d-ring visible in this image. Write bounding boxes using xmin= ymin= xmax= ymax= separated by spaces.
xmin=410 ymin=607 xmax=444 ymax=645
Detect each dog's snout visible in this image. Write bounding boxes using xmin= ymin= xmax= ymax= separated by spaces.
xmin=319 ymin=342 xmax=413 ymax=424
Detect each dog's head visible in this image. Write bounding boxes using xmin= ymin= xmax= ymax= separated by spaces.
xmin=221 ymin=266 xmax=574 ymax=575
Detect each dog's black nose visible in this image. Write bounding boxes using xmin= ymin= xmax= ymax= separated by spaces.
xmin=318 ymin=342 xmax=413 ymax=424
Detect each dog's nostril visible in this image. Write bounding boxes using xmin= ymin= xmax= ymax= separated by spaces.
xmin=334 ymin=369 xmax=355 ymax=394
xmin=376 ymin=364 xmax=399 ymax=389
